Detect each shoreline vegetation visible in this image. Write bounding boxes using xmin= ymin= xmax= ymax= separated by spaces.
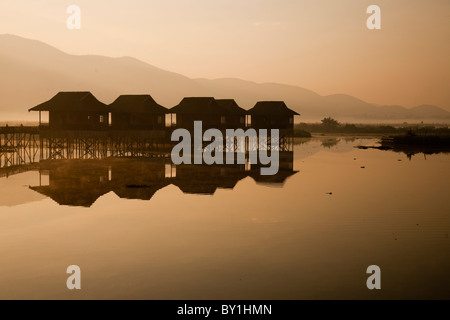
xmin=294 ymin=117 xmax=450 ymax=137
xmin=294 ymin=117 xmax=450 ymax=156
xmin=0 ymin=121 xmax=39 ymax=127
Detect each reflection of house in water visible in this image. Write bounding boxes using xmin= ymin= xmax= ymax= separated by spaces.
xmin=109 ymin=95 xmax=168 ymax=130
xmin=108 ymin=159 xmax=169 ymax=200
xmin=248 ymin=152 xmax=298 ymax=185
xmin=29 ymin=160 xmax=111 ymax=207
xmin=172 ymin=164 xmax=248 ymax=195
xmin=29 ymin=92 xmax=109 ymax=130
xmin=29 ymin=153 xmax=297 ymax=207
xmin=29 ymin=159 xmax=169 ymax=207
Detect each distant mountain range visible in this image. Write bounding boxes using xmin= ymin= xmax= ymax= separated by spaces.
xmin=1 ymin=34 xmax=449 ymax=122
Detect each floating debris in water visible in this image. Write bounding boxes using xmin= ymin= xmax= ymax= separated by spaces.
xmin=361 ymin=166 xmax=366 ymax=169
xmin=326 ymin=192 xmax=333 ymax=195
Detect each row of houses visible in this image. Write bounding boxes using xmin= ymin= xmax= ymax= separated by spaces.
xmin=29 ymin=92 xmax=299 ymax=131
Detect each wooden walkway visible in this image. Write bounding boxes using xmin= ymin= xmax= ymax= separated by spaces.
xmin=0 ymin=126 xmax=295 ymax=178
xmin=0 ymin=126 xmax=40 ymax=134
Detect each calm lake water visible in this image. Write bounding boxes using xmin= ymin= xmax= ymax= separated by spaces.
xmin=0 ymin=137 xmax=449 ymax=299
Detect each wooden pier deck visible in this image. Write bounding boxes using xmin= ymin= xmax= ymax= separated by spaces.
xmin=0 ymin=126 xmax=295 ymax=178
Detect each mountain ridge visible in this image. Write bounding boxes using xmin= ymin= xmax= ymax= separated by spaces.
xmin=1 ymin=34 xmax=449 ymax=122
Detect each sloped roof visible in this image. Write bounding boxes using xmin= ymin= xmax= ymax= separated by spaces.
xmin=215 ymin=99 xmax=247 ymax=115
xmin=29 ymin=92 xmax=108 ymax=112
xmin=170 ymin=97 xmax=228 ymax=115
xmin=248 ymin=101 xmax=300 ymax=116
xmin=109 ymin=95 xmax=168 ymax=114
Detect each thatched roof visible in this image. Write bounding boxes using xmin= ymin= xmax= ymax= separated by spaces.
xmin=29 ymin=92 xmax=108 ymax=112
xmin=215 ymin=99 xmax=247 ymax=115
xmin=170 ymin=97 xmax=228 ymax=115
xmin=248 ymin=101 xmax=300 ymax=116
xmin=109 ymin=95 xmax=167 ymax=114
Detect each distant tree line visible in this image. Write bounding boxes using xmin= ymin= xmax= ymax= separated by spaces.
xmin=294 ymin=117 xmax=450 ymax=136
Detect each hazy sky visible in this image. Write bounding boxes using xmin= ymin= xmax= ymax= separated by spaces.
xmin=0 ymin=0 xmax=449 ymax=109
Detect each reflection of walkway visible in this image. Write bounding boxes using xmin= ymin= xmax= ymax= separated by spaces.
xmin=0 ymin=164 xmax=40 ymax=178
xmin=27 ymin=152 xmax=297 ymax=207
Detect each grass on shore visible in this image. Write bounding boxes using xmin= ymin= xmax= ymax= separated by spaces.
xmin=295 ymin=121 xmax=450 ymax=137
